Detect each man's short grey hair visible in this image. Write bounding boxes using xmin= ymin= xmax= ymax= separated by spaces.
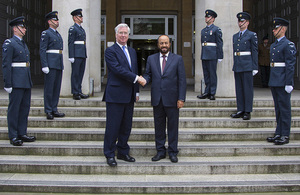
xmin=115 ymin=23 xmax=130 ymax=34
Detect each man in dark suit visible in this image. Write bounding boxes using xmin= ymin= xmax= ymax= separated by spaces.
xmin=266 ymin=18 xmax=296 ymax=145
xmin=2 ymin=16 xmax=36 ymax=146
xmin=230 ymin=12 xmax=258 ymax=120
xmin=68 ymin=8 xmax=89 ymax=100
xmin=40 ymin=11 xmax=65 ymax=120
xmin=102 ymin=23 xmax=145 ymax=167
xmin=142 ymin=35 xmax=186 ymax=163
xmin=197 ymin=9 xmax=223 ymax=100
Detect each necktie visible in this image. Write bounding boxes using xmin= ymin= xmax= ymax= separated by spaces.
xmin=239 ymin=32 xmax=242 ymax=38
xmin=122 ymin=45 xmax=131 ymax=67
xmin=162 ymin=55 xmax=166 ymax=74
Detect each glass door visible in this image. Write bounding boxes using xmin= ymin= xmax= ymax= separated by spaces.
xmin=122 ymin=15 xmax=177 ymax=75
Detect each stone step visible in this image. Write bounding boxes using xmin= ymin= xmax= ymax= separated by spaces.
xmin=0 ymin=98 xmax=300 ymax=107
xmin=1 ymin=107 xmax=300 ymax=117
xmin=1 ymin=127 xmax=300 ymax=141
xmin=0 ymin=155 xmax=299 ymax=175
xmin=1 ymin=116 xmax=300 ymax=128
xmin=0 ymin=173 xmax=299 ymax=193
xmin=0 ymin=140 xmax=299 ymax=156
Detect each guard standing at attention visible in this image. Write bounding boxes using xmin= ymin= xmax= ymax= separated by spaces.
xmin=2 ymin=16 xmax=36 ymax=146
xmin=40 ymin=11 xmax=65 ymax=120
xmin=197 ymin=9 xmax=223 ymax=100
xmin=230 ymin=12 xmax=258 ymax=120
xmin=266 ymin=18 xmax=296 ymax=145
xmin=68 ymin=8 xmax=89 ymax=100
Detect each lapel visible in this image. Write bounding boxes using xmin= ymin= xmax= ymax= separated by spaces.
xmin=163 ymin=52 xmax=173 ymax=75
xmin=114 ymin=43 xmax=132 ymax=71
xmin=240 ymin=29 xmax=248 ymax=40
xmin=13 ymin=36 xmax=24 ymax=48
xmin=276 ymin=37 xmax=286 ymax=46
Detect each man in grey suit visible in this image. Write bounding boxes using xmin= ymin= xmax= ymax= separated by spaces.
xmin=230 ymin=12 xmax=258 ymax=120
xmin=197 ymin=9 xmax=223 ymax=100
xmin=142 ymin=35 xmax=186 ymax=163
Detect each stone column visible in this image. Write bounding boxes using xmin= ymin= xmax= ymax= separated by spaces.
xmin=52 ymin=0 xmax=101 ymax=96
xmin=195 ymin=0 xmax=242 ymax=97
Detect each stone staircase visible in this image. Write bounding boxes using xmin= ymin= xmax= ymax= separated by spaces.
xmin=0 ymin=94 xmax=299 ymax=194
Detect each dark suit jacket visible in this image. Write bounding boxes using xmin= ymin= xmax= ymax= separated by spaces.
xmin=103 ymin=43 xmax=139 ymax=103
xmin=143 ymin=52 xmax=186 ymax=107
xmin=40 ymin=28 xmax=64 ymax=70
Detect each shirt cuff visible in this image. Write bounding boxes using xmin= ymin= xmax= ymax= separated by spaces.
xmin=134 ymin=75 xmax=139 ymax=83
xmin=136 ymin=93 xmax=140 ymax=97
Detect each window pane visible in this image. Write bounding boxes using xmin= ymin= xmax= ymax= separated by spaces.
xmin=168 ymin=18 xmax=174 ymax=35
xmin=133 ymin=18 xmax=165 ymax=35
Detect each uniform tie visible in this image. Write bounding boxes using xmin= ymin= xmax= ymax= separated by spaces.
xmin=239 ymin=32 xmax=242 ymax=38
xmin=162 ymin=55 xmax=166 ymax=74
xmin=122 ymin=45 xmax=131 ymax=67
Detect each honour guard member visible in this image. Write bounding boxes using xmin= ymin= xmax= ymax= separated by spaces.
xmin=266 ymin=18 xmax=296 ymax=145
xmin=197 ymin=9 xmax=223 ymax=100
xmin=230 ymin=12 xmax=258 ymax=120
xmin=68 ymin=8 xmax=89 ymax=100
xmin=2 ymin=16 xmax=36 ymax=146
xmin=40 ymin=11 xmax=65 ymax=120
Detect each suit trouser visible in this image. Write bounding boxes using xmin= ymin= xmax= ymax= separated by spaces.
xmin=202 ymin=59 xmax=218 ymax=95
xmin=234 ymin=71 xmax=253 ymax=112
xmin=153 ymin=99 xmax=179 ymax=156
xmin=7 ymin=88 xmax=31 ymax=139
xmin=104 ymin=101 xmax=134 ymax=158
xmin=71 ymin=58 xmax=86 ymax=95
xmin=44 ymin=69 xmax=62 ymax=113
xmin=270 ymin=87 xmax=291 ymax=137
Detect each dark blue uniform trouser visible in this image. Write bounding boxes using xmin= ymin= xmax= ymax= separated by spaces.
xmin=270 ymin=87 xmax=291 ymax=136
xmin=202 ymin=59 xmax=218 ymax=95
xmin=104 ymin=101 xmax=134 ymax=158
xmin=44 ymin=69 xmax=62 ymax=113
xmin=71 ymin=58 xmax=86 ymax=95
xmin=153 ymin=99 xmax=179 ymax=156
xmin=7 ymin=88 xmax=31 ymax=139
xmin=234 ymin=71 xmax=253 ymax=112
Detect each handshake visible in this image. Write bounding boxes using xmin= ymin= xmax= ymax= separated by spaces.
xmin=137 ymin=76 xmax=146 ymax=87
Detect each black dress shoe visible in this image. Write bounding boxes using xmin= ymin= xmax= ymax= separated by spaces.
xmin=52 ymin=111 xmax=65 ymax=117
xmin=197 ymin=93 xmax=210 ymax=99
xmin=209 ymin=95 xmax=215 ymax=100
xmin=274 ymin=136 xmax=289 ymax=145
xmin=106 ymin=157 xmax=117 ymax=167
xmin=73 ymin=94 xmax=81 ymax=100
xmin=10 ymin=138 xmax=23 ymax=146
xmin=243 ymin=112 xmax=251 ymax=120
xmin=79 ymin=93 xmax=89 ymax=99
xmin=46 ymin=112 xmax=54 ymax=120
xmin=151 ymin=154 xmax=166 ymax=161
xmin=117 ymin=154 xmax=135 ymax=162
xmin=230 ymin=111 xmax=244 ymax=118
xmin=169 ymin=155 xmax=178 ymax=163
xmin=18 ymin=135 xmax=36 ymax=142
xmin=266 ymin=135 xmax=281 ymax=143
